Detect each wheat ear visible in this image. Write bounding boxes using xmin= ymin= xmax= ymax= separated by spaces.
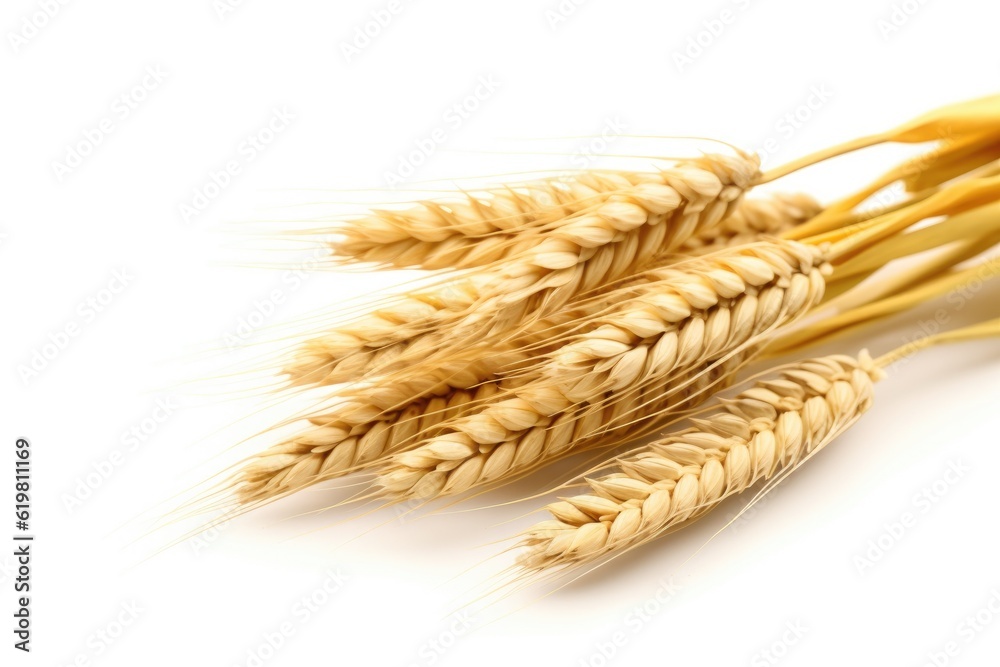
xmin=330 ymin=156 xmax=758 ymax=270
xmin=329 ymin=172 xmax=677 ymax=269
xmin=516 ymin=351 xmax=882 ymax=570
xmin=236 ymin=381 xmax=505 ymax=506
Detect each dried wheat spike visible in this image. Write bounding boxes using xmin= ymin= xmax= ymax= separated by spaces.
xmin=331 ymin=155 xmax=759 ymax=270
xmin=543 ymin=239 xmax=827 ymax=402
xmin=237 ymin=382 xmax=502 ymax=506
xmin=330 ymin=173 xmax=661 ymax=270
xmin=286 ymin=152 xmax=761 ymax=387
xmin=375 ymin=240 xmax=829 ymax=502
xmin=516 ymin=352 xmax=882 ymax=570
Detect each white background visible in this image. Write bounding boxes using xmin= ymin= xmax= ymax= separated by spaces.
xmin=4 ymin=0 xmax=1000 ymax=665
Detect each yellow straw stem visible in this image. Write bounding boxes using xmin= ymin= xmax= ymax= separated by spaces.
xmin=822 ymin=175 xmax=1000 ymax=262
xmin=758 ymin=133 xmax=888 ymax=184
xmin=876 ymin=316 xmax=1000 ymax=368
xmin=761 ymin=94 xmax=1000 ymax=185
xmin=831 ymin=202 xmax=1000 ymax=281
xmin=769 ymin=255 xmax=1000 ymax=355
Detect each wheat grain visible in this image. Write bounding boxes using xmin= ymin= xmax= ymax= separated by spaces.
xmin=516 ymin=351 xmax=882 ymax=570
xmin=680 ymin=192 xmax=820 ymax=253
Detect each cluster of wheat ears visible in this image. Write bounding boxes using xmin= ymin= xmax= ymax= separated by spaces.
xmin=197 ymin=96 xmax=1000 ymax=585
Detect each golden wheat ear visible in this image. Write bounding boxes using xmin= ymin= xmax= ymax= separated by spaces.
xmin=233 ymin=382 xmax=505 ymax=507
xmin=323 ymin=152 xmax=759 ymax=271
xmin=515 ymin=351 xmax=882 ymax=571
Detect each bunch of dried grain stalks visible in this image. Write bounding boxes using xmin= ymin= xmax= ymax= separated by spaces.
xmin=191 ymin=95 xmax=1000 ymax=586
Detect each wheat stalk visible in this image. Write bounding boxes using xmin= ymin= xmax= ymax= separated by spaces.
xmin=516 ymin=351 xmax=882 ymax=570
xmin=375 ymin=239 xmax=829 ymax=501
xmin=283 ymin=152 xmax=761 ymax=387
